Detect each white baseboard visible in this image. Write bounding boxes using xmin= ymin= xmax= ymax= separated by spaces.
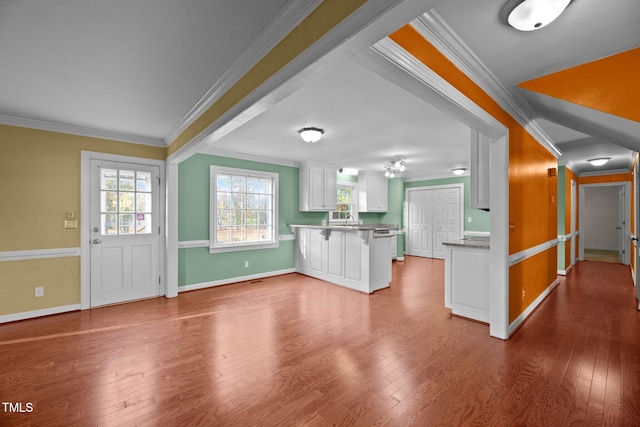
xmin=508 ymin=279 xmax=560 ymax=337
xmin=178 ymin=268 xmax=297 ymax=293
xmin=0 ymin=304 xmax=81 ymax=324
xmin=557 ymin=264 xmax=574 ymax=276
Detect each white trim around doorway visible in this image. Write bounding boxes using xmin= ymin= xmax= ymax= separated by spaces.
xmin=404 ymin=183 xmax=465 ymax=258
xmin=80 ymin=151 xmax=167 ymax=310
xmin=579 ymin=181 xmax=631 ymax=265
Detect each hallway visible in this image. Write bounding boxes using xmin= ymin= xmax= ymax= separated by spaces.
xmin=0 ymin=258 xmax=638 ymax=425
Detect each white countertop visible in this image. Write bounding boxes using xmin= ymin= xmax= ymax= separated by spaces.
xmin=443 ymin=237 xmax=490 ymax=249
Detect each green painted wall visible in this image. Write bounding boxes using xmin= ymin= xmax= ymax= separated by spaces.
xmin=381 ymin=177 xmax=405 ymax=257
xmin=178 ymin=154 xmax=325 ymax=287
xmin=557 ymin=166 xmax=567 ymax=271
xmin=403 ymin=175 xmax=491 ymax=233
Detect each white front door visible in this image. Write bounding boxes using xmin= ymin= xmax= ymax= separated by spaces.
xmin=407 ymin=189 xmax=433 ymax=258
xmin=407 ymin=186 xmax=462 ymax=260
xmin=90 ymin=160 xmax=161 ymax=307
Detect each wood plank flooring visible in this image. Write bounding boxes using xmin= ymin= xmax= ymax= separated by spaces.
xmin=1 ymin=257 xmax=639 ymax=426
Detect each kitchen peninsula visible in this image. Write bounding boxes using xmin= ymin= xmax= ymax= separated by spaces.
xmin=289 ymin=224 xmax=394 ymax=293
xmin=443 ymin=237 xmax=490 ymax=323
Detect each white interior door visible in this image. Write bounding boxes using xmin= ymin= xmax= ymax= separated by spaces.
xmin=433 ymin=187 xmax=461 ymax=259
xmin=407 ymin=186 xmax=462 ymax=260
xmin=407 ymin=189 xmax=433 ymax=258
xmin=618 ymin=186 xmax=625 ymax=263
xmin=90 ymin=160 xmax=161 ymax=307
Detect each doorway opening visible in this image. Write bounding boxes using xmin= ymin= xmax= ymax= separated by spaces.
xmin=579 ymin=182 xmax=630 ymax=265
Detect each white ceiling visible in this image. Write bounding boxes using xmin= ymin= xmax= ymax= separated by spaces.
xmin=201 ymin=56 xmax=472 ymax=180
xmin=0 ymin=0 xmax=290 ymax=143
xmin=1 ymin=0 xmax=638 ymax=176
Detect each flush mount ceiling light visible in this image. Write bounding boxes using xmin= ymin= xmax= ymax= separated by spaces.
xmin=298 ymin=127 xmax=324 ymax=143
xmin=588 ymin=157 xmax=611 ymax=167
xmin=384 ymin=157 xmax=406 ymax=178
xmin=451 ymin=168 xmax=467 ymax=176
xmin=505 ymin=0 xmax=571 ymax=31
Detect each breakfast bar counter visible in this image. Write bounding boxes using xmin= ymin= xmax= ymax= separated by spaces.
xmin=289 ymin=224 xmax=393 ymax=293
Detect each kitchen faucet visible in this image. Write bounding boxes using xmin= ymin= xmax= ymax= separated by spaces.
xmin=345 ymin=214 xmax=354 ymax=226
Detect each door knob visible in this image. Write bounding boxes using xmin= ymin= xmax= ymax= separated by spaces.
xmin=92 ymin=239 xmax=102 ymax=244
xmin=92 ymin=227 xmax=99 ymax=232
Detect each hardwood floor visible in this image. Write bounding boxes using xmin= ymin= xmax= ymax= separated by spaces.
xmin=1 ymin=257 xmax=639 ymax=426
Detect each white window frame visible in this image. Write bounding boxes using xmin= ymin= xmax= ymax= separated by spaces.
xmin=330 ymin=181 xmax=358 ymax=223
xmin=210 ymin=166 xmax=279 ymax=253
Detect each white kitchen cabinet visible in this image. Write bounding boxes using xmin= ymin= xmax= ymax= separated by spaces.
xmin=470 ymin=129 xmax=490 ymax=210
xmin=299 ymin=161 xmax=337 ymax=211
xmin=443 ymin=240 xmax=490 ymax=323
xmin=390 ymin=235 xmax=397 ymax=259
xmin=292 ymin=225 xmax=391 ymax=293
xmin=358 ymin=171 xmax=388 ymax=212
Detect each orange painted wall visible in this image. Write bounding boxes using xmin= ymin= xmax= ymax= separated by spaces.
xmin=509 ymin=131 xmax=558 ymax=253
xmin=509 ymin=246 xmax=557 ymax=322
xmin=519 ymin=47 xmax=640 ymax=122
xmin=389 ymin=26 xmax=558 ymax=323
xmin=579 ymin=173 xmax=632 ymax=185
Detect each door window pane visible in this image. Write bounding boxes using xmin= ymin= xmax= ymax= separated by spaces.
xmin=135 ymin=213 xmax=152 ymax=234
xmin=102 ymin=214 xmax=118 ymax=235
xmin=136 ymin=193 xmax=152 ymax=213
xmin=119 ymin=192 xmax=135 ymax=212
xmin=99 ymin=167 xmax=154 ymax=235
xmin=101 ymin=191 xmax=118 ymax=212
xmin=119 ymin=214 xmax=134 ymax=234
xmin=101 ymin=169 xmax=118 ymax=190
xmin=119 ymin=170 xmax=135 ymax=191
xmin=136 ymin=172 xmax=152 ymax=192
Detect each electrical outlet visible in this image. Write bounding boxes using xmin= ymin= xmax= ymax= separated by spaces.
xmin=522 ymin=289 xmax=526 ymax=300
xmin=35 ymin=287 xmax=44 ymax=297
xmin=467 ymin=217 xmax=472 ymax=223
xmin=244 ymin=261 xmax=249 ymax=268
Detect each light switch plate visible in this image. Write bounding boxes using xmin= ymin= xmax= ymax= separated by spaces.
xmin=64 ymin=220 xmax=78 ymax=229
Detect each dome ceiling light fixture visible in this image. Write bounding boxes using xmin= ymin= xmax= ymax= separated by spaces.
xmin=298 ymin=127 xmax=324 ymax=143
xmin=451 ymin=168 xmax=467 ymax=176
xmin=588 ymin=157 xmax=611 ymax=167
xmin=505 ymin=0 xmax=572 ymax=32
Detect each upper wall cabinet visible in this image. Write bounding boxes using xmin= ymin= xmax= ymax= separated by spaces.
xmin=299 ymin=161 xmax=337 ymax=211
xmin=358 ymin=171 xmax=388 ymax=212
xmin=470 ymin=129 xmax=490 ymax=210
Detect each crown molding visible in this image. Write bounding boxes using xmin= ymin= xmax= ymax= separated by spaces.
xmin=168 ymin=0 xmax=404 ymax=164
xmin=403 ymin=172 xmax=468 ymax=183
xmin=372 ymin=37 xmax=505 ymax=136
xmin=579 ymin=168 xmax=631 ymax=177
xmin=0 ymin=114 xmax=165 ymax=147
xmin=199 ymin=147 xmax=301 ymax=168
xmin=163 ymin=0 xmax=323 ymax=146
xmin=411 ymin=10 xmax=561 ymax=158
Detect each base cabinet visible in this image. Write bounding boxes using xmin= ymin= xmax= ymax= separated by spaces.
xmin=444 ymin=244 xmax=490 ymax=323
xmin=294 ymin=226 xmax=391 ymax=293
